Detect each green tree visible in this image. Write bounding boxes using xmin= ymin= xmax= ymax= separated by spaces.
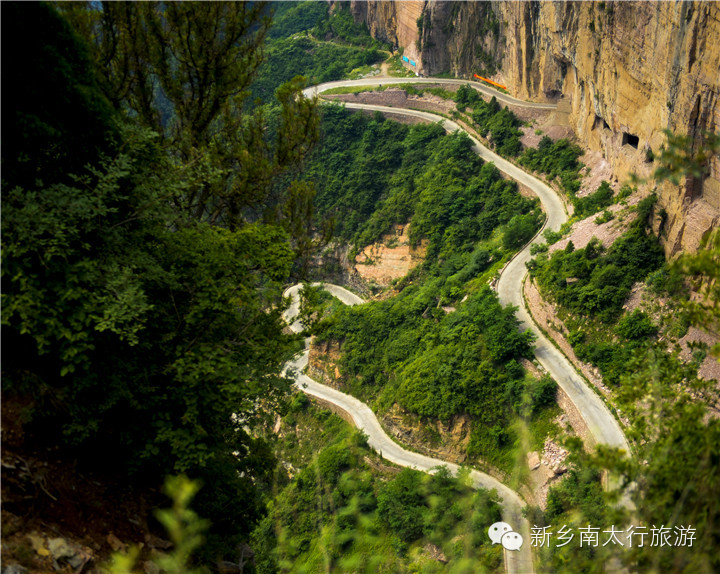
xmin=2 ymin=3 xmax=313 ymax=562
xmin=2 ymin=1 xmax=117 ymax=191
xmin=503 ymin=213 xmax=539 ymax=250
xmin=574 ymin=180 xmax=614 ymax=217
xmin=615 ymin=310 xmax=657 ymax=340
xmin=650 ymin=129 xmax=720 ymax=185
xmin=60 ymin=1 xmax=320 ymax=229
xmin=674 ymin=229 xmax=720 ymax=356
xmin=377 ymin=468 xmax=427 ymax=542
xmin=60 ymin=1 xmax=269 ymax=149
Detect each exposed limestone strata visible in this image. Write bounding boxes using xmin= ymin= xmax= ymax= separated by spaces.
xmin=352 ymin=0 xmax=720 ymax=256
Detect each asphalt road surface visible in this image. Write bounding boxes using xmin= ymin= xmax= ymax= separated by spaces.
xmin=282 ymin=283 xmax=534 ymax=574
xmin=320 ymin=97 xmax=631 ymax=456
xmin=303 ymin=77 xmax=558 ymax=110
xmin=279 ymin=81 xmax=635 ymax=572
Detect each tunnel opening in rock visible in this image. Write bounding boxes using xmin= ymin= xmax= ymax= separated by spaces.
xmin=545 ymin=89 xmax=562 ymax=100
xmin=622 ymin=132 xmax=639 ymax=148
xmin=593 ymin=115 xmax=610 ymax=131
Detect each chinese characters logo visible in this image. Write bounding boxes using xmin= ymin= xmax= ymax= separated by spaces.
xmin=530 ymin=524 xmax=695 ymax=548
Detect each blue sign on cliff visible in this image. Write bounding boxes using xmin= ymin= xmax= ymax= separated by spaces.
xmin=402 ymin=55 xmax=409 ymax=63
xmin=410 ymin=60 xmax=416 ymax=66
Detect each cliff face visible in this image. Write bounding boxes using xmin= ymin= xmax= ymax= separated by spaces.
xmin=352 ymin=0 xmax=720 ymax=256
xmin=349 ymin=0 xmax=425 ymax=70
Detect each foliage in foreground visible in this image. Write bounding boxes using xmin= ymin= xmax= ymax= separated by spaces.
xmin=252 ymin=401 xmax=504 ymax=573
xmin=107 ymin=476 xmax=210 ymax=574
xmin=613 ymin=137 xmax=720 ymax=571
xmin=3 ymin=2 xmax=321 ymax=562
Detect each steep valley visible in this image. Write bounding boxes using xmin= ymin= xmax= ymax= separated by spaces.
xmin=3 ymin=2 xmax=719 ymax=573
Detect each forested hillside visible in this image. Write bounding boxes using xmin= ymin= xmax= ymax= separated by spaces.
xmin=250 ymin=2 xmax=386 ymax=103
xmin=3 ymin=3 xmax=719 ymax=573
xmin=296 ymin=103 xmax=555 ymax=474
xmin=299 ymin=104 xmax=541 ymax=256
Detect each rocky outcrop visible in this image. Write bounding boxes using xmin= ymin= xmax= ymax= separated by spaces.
xmin=308 ymin=338 xmax=343 ymax=389
xmin=354 ymin=224 xmax=426 ymax=287
xmin=380 ymin=403 xmax=474 ymax=466
xmin=352 ymin=1 xmax=720 ymax=256
xmin=350 ymin=0 xmax=424 ymax=69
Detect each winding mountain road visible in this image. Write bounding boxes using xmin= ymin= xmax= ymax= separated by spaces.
xmin=303 ymin=77 xmax=558 ymax=110
xmin=307 ymin=78 xmax=630 ymax=455
xmin=280 ymin=79 xmax=633 ymax=572
xmin=282 ymin=284 xmax=533 ymax=574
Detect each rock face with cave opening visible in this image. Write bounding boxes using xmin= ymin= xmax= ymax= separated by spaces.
xmin=351 ymin=0 xmax=720 ymax=256
xmin=622 ymin=132 xmax=639 ymax=149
